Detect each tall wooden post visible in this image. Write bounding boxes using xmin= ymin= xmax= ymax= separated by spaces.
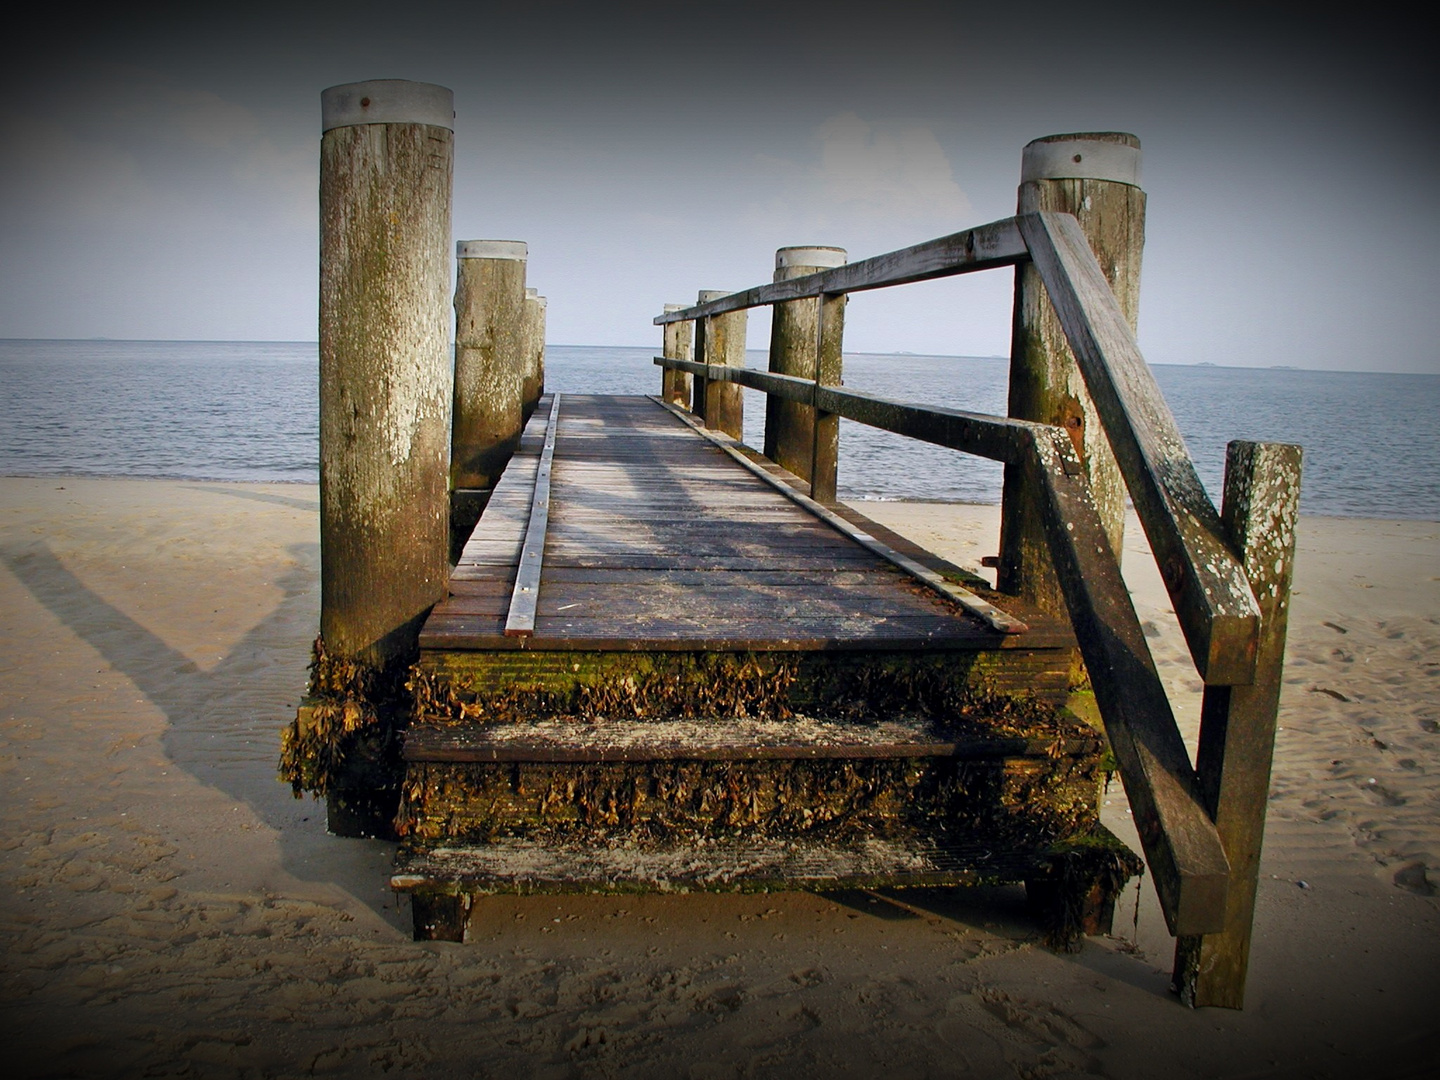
xmin=764 ymin=246 xmax=846 ymax=499
xmin=695 ymin=288 xmax=746 ymax=440
xmin=452 ymin=239 xmax=527 ymax=490
xmin=998 ymin=133 xmax=1144 ymax=613
xmin=319 ymin=79 xmax=454 ymax=669
xmin=450 ymin=240 xmax=527 ymax=561
xmin=661 ymin=303 xmax=694 ymax=408
xmin=1174 ymin=441 xmax=1302 ymax=1008
xmin=522 ymin=288 xmax=546 ymax=421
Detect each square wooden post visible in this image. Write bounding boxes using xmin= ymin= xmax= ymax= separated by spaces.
xmin=696 ymin=288 xmax=745 ymax=440
xmin=763 ymin=246 xmax=847 ymax=497
xmin=1173 ymin=440 xmax=1303 ymax=1008
xmin=661 ymin=303 xmax=693 ymax=409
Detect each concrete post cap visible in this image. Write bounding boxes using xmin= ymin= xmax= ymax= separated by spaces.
xmin=663 ymin=303 xmax=688 ymax=313
xmin=775 ymin=246 xmax=847 ymax=270
xmin=525 ymin=288 xmax=539 ymax=298
xmin=456 ymin=240 xmax=527 ymax=261
xmin=322 ymin=80 xmax=454 ymax=132
xmin=1021 ymin=133 xmax=1141 ymax=186
xmin=697 ymin=289 xmax=730 ymax=303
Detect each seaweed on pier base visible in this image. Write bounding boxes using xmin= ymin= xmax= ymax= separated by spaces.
xmin=278 ymin=637 xmax=411 ymax=836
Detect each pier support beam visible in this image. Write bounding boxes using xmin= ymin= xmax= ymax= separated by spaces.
xmin=318 ymin=78 xmax=454 ymax=669
xmin=999 ymin=133 xmax=1144 ymax=613
xmin=764 ymin=246 xmax=847 ymax=501
xmin=451 ymin=240 xmax=528 ymax=560
xmin=694 ymin=288 xmax=746 ymax=440
xmin=661 ymin=303 xmax=694 ymax=408
xmin=313 ymin=79 xmax=454 ymax=836
xmin=522 ymin=288 xmax=547 ymax=422
xmin=1174 ymin=441 xmax=1302 ymax=1008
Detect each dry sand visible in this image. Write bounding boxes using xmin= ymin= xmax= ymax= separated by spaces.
xmin=1 ymin=476 xmax=1437 ymax=1078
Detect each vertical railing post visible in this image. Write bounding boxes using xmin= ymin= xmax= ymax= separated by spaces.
xmin=764 ymin=246 xmax=847 ymax=499
xmin=318 ymin=78 xmax=454 ymax=670
xmin=695 ymin=289 xmax=746 ymax=439
xmin=999 ymin=132 xmax=1145 ymax=613
xmin=1174 ymin=441 xmax=1303 ymax=1008
xmin=522 ymin=287 xmax=546 ymax=422
xmin=661 ymin=303 xmax=694 ymax=408
xmin=450 ymin=239 xmax=527 ymax=559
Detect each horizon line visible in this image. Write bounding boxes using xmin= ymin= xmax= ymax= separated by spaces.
xmin=0 ymin=337 xmax=1433 ymax=377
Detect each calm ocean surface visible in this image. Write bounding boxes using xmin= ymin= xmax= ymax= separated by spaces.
xmin=2 ymin=340 xmax=1436 ymax=519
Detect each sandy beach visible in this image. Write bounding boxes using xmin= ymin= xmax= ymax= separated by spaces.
xmin=2 ymin=476 xmax=1437 ymax=1078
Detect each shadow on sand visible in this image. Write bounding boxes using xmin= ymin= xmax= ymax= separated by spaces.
xmin=0 ymin=529 xmax=407 ymax=932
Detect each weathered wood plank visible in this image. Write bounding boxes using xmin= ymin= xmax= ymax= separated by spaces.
xmin=653 ymin=218 xmax=1029 ymax=322
xmin=1027 ymin=425 xmax=1229 ymax=935
xmin=657 ymin=399 xmax=1025 ymax=634
xmin=1018 ymin=211 xmax=1259 ymax=685
xmin=445 ymin=580 xmax=972 ymax=620
xmin=503 ymin=394 xmax=562 ymax=637
xmin=404 ymin=715 xmax=1101 ymax=763
xmin=1173 ymin=441 xmax=1303 ymax=1008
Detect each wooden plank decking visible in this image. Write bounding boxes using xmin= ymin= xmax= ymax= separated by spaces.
xmin=395 ymin=394 xmax=1139 ymax=940
xmin=422 ymin=393 xmax=1066 ymax=654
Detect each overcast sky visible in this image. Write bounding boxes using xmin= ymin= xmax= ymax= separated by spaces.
xmin=2 ymin=2 xmax=1435 ymax=372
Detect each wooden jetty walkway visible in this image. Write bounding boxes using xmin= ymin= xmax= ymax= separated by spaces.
xmin=297 ymin=86 xmax=1301 ymax=1008
xmin=394 ymin=391 xmax=1132 ymax=943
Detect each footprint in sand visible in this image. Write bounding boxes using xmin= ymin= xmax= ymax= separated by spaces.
xmin=1393 ymin=862 xmax=1436 ymax=896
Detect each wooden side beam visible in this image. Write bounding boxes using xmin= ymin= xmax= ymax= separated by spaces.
xmin=1018 ymin=211 xmax=1260 ymax=686
xmin=1173 ymin=441 xmax=1303 ymax=1007
xmin=654 ymin=358 xmax=1034 ymax=464
xmin=1027 ymin=426 xmax=1230 ymax=935
xmin=503 ymin=394 xmax=562 ymax=638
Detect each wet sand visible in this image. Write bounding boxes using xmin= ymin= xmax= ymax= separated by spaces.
xmin=2 ymin=477 xmax=1437 ymax=1078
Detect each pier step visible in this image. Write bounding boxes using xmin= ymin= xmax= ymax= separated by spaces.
xmin=391 ymin=827 xmax=1140 ymax=946
xmin=401 ymin=714 xmax=1104 ymax=764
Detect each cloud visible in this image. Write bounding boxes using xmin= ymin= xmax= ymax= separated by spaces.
xmin=746 ymin=112 xmax=972 ymax=243
xmin=0 ymin=64 xmax=313 ymax=234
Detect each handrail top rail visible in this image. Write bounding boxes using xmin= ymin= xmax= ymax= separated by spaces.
xmin=654 ymin=217 xmax=1029 ymax=324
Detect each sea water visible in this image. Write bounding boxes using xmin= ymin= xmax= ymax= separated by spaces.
xmin=1 ymin=340 xmax=1436 ymax=520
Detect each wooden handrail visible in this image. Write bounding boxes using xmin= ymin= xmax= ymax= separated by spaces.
xmin=649 ymin=193 xmax=1304 ymax=999
xmin=654 ymin=218 xmax=1029 ymax=323
xmin=650 ymin=355 xmax=1231 ymax=934
xmin=653 ymin=210 xmax=1260 ymax=686
xmin=1019 ymin=212 xmax=1259 ymax=685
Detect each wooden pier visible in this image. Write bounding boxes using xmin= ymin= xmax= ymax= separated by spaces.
xmin=291 ymin=94 xmax=1300 ymax=1009
xmin=394 ymin=391 xmax=1137 ymax=944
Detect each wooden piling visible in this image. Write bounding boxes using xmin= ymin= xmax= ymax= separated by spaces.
xmin=318 ymin=79 xmax=455 ymax=668
xmin=450 ymin=240 xmax=527 ymax=563
xmin=1173 ymin=440 xmax=1302 ymax=1008
xmin=998 ymin=133 xmax=1144 ymax=613
xmin=764 ymin=247 xmax=847 ymax=499
xmin=452 ymin=240 xmax=527 ymax=489
xmin=695 ymin=288 xmax=746 ymax=440
xmin=522 ymin=288 xmax=546 ymax=422
xmin=661 ymin=303 xmax=694 ymax=408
